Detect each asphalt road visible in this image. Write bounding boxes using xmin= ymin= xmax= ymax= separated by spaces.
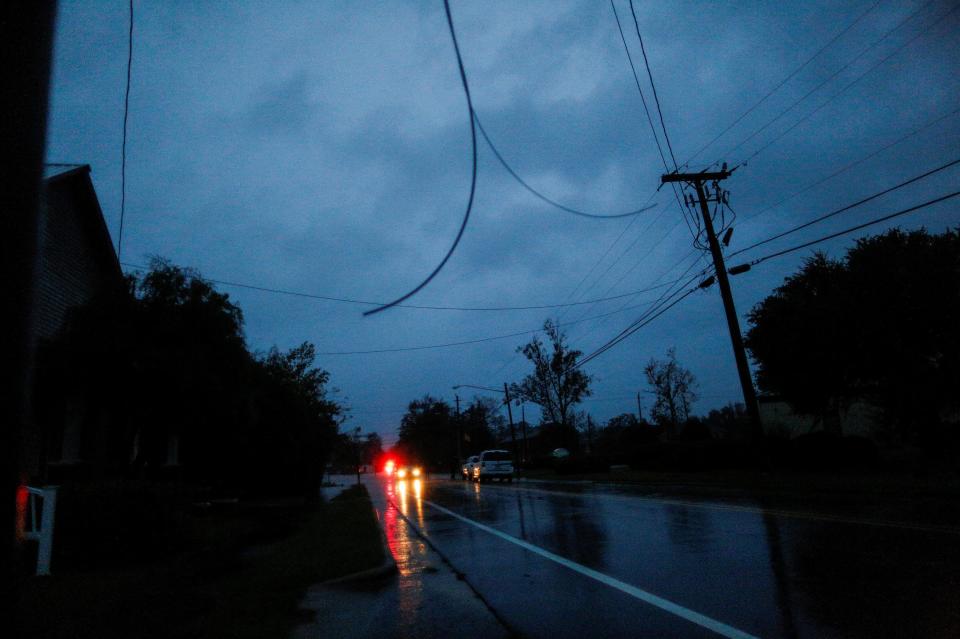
xmin=368 ymin=474 xmax=960 ymax=638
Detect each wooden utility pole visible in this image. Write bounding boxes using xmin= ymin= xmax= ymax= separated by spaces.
xmin=520 ymin=403 xmax=528 ymax=465
xmin=453 ymin=394 xmax=462 ymax=478
xmin=503 ymin=383 xmax=519 ymax=467
xmin=636 ymin=392 xmax=643 ymax=422
xmin=661 ymin=168 xmax=763 ymax=438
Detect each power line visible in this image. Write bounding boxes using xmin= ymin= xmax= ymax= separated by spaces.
xmin=315 ymin=289 xmax=681 ymax=356
xmin=573 ymin=189 xmax=960 ymax=383
xmin=555 ymin=215 xmax=643 ymax=317
xmin=119 ymin=261 xmax=687 ymax=311
xmin=729 ymin=157 xmax=960 ymax=259
xmin=628 ymin=0 xmax=679 ymax=168
xmin=609 ymin=0 xmax=695 ymax=240
xmin=722 ymin=0 xmax=937 ymax=165
xmin=363 ymin=0 xmax=476 ymax=316
xmin=736 ymin=190 xmax=960 ymax=268
xmin=576 ymin=281 xmax=701 ymax=369
xmin=738 ymin=106 xmax=960 ymax=223
xmin=571 ymin=255 xmax=708 ymax=368
xmin=473 ymin=113 xmax=658 ymax=219
xmin=685 ymin=0 xmax=882 ymax=165
xmin=735 ymin=1 xmax=958 ymax=170
xmin=117 ymin=0 xmax=133 ymax=260
xmin=609 ymin=0 xmax=669 ymax=171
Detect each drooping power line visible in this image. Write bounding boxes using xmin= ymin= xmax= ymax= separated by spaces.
xmin=363 ymin=0 xmax=477 ymax=316
xmin=473 ymin=113 xmax=658 ymax=219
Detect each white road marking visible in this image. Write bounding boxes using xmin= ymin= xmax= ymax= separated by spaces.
xmin=477 ymin=482 xmax=960 ymax=535
xmin=422 ymin=498 xmax=759 ymax=639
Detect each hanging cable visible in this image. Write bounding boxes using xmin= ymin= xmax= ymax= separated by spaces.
xmin=363 ymin=0 xmax=476 ymax=316
xmin=473 ymin=113 xmax=657 ymax=219
xmin=117 ymin=0 xmax=133 ymax=260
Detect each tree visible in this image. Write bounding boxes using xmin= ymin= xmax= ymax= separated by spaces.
xmin=43 ymin=258 xmax=342 ymax=498
xmin=460 ymin=397 xmax=499 ymax=453
xmin=253 ymin=342 xmax=340 ymax=499
xmin=645 ymin=348 xmax=698 ymax=436
xmin=397 ymin=396 xmax=453 ymax=469
xmin=362 ymin=433 xmax=384 ymax=466
xmin=511 ymin=319 xmax=592 ymax=431
xmin=745 ymin=228 xmax=960 ymax=447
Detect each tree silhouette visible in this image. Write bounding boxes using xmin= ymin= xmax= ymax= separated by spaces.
xmin=511 ymin=319 xmax=591 ymax=431
xmin=746 ymin=228 xmax=960 ymax=447
xmin=644 ymin=348 xmax=698 ymax=436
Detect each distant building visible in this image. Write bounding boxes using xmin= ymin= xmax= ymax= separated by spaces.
xmin=24 ymin=165 xmax=124 ymax=480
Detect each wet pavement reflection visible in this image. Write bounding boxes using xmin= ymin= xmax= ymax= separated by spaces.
xmin=375 ymin=474 xmax=960 ymax=638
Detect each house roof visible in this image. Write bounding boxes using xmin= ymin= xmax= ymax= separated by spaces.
xmin=42 ymin=163 xmax=122 ymax=279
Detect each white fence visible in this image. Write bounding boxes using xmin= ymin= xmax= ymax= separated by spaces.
xmin=21 ymin=486 xmax=58 ymax=576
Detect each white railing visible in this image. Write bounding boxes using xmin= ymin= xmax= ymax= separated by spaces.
xmin=22 ymin=486 xmax=58 ymax=576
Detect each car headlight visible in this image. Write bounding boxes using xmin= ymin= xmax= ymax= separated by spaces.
xmin=397 ymin=468 xmax=407 ymax=478
xmin=412 ymin=467 xmax=421 ymax=477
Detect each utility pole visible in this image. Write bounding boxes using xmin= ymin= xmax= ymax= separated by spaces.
xmin=503 ymin=383 xmax=519 ymax=468
xmin=661 ymin=167 xmax=763 ymax=438
xmin=453 ymin=394 xmax=462 ymax=479
xmin=636 ymin=392 xmax=643 ymax=422
xmin=520 ymin=403 xmax=528 ymax=465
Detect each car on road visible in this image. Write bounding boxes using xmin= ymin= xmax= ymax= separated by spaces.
xmin=462 ymin=455 xmax=480 ymax=480
xmin=474 ymin=449 xmax=514 ymax=483
xmin=395 ymin=463 xmax=422 ymax=480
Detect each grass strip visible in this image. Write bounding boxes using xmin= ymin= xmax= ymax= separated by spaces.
xmin=18 ymin=483 xmax=386 ymax=639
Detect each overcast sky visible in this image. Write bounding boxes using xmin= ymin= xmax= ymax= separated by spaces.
xmin=46 ymin=0 xmax=960 ymax=445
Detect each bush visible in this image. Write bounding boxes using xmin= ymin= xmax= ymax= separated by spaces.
xmin=628 ymin=440 xmax=759 ymax=471
xmin=553 ymin=455 xmax=610 ymax=474
xmin=786 ymin=432 xmax=878 ymax=470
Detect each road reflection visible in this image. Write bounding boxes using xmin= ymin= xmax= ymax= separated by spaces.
xmin=383 ymin=477 xmax=433 ymax=631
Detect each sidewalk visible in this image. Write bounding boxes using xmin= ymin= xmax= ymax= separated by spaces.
xmin=293 ymin=476 xmax=510 ymax=639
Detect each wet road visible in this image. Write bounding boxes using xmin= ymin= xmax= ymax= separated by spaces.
xmin=371 ymin=475 xmax=960 ymax=638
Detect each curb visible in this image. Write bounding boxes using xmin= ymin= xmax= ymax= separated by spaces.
xmin=319 ymin=502 xmax=398 ymax=586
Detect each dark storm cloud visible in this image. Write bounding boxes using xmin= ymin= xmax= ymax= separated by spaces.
xmin=46 ymin=0 xmax=960 ymax=439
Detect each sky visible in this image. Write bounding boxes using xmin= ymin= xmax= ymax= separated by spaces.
xmin=46 ymin=0 xmax=960 ymax=446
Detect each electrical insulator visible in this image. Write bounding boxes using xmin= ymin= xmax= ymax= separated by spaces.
xmin=728 ymin=263 xmax=751 ymax=276
xmin=698 ymin=275 xmax=716 ymax=289
xmin=722 ymin=227 xmax=734 ymax=246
